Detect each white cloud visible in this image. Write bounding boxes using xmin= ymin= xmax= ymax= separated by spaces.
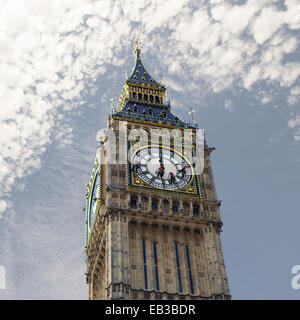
xmin=211 ymin=2 xmax=258 ymax=35
xmin=288 ymin=115 xmax=300 ymax=142
xmin=0 ymin=0 xmax=299 ymax=216
xmin=285 ymin=0 xmax=300 ymax=29
xmin=141 ymin=0 xmax=189 ymax=33
xmin=288 ymin=86 xmax=300 ymax=105
xmin=288 ymin=116 xmax=300 ymax=129
xmin=164 ymin=78 xmax=184 ymax=92
xmin=261 ymin=96 xmax=272 ymax=105
xmin=250 ymin=7 xmax=285 ymax=45
xmin=224 ymin=100 xmax=234 ymax=112
xmin=244 ymin=65 xmax=261 ymax=90
xmin=0 ymin=199 xmax=8 ymax=215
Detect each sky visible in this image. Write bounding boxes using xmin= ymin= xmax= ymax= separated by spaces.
xmin=0 ymin=0 xmax=299 ymax=299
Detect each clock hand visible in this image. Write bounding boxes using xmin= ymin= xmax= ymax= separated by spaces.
xmin=161 ymin=178 xmax=165 ymax=189
xmin=159 ymin=147 xmax=163 ymax=166
xmin=169 ymin=172 xmax=176 ymax=184
xmin=156 ymin=165 xmax=164 ymax=179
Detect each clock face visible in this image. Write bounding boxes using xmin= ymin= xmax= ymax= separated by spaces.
xmin=131 ymin=146 xmax=193 ymax=190
xmin=89 ymin=173 xmax=99 ymax=229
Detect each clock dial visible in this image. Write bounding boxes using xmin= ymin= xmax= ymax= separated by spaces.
xmin=132 ymin=146 xmax=192 ymax=190
xmin=89 ymin=173 xmax=99 ymax=228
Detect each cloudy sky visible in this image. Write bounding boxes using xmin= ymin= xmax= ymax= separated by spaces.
xmin=0 ymin=0 xmax=299 ymax=299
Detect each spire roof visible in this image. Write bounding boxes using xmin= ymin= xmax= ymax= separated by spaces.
xmin=126 ymin=40 xmax=164 ymax=88
xmin=110 ymin=42 xmax=198 ymax=129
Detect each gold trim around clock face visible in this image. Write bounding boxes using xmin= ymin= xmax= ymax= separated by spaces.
xmin=129 ymin=144 xmax=197 ymax=194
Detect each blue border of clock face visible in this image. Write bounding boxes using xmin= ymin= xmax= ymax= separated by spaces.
xmin=131 ymin=145 xmax=193 ymax=190
xmin=89 ymin=173 xmax=99 ymax=229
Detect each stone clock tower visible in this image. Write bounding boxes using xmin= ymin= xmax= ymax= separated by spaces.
xmin=85 ymin=42 xmax=230 ymax=300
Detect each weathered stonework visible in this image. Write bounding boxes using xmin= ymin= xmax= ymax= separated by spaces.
xmin=85 ymin=45 xmax=230 ymax=300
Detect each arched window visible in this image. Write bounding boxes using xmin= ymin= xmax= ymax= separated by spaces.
xmin=150 ymin=95 xmax=154 ymax=103
xmin=130 ymin=196 xmax=137 ymax=208
xmin=193 ymin=205 xmax=199 ymax=215
xmin=138 ymin=93 xmax=142 ymax=100
xmin=155 ymin=96 xmax=160 ymax=103
xmin=152 ymin=199 xmax=158 ymax=210
xmin=172 ymin=202 xmax=178 ymax=213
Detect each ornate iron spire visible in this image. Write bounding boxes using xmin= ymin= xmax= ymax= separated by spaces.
xmin=126 ymin=40 xmax=163 ymax=88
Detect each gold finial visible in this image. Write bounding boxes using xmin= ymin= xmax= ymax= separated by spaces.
xmin=110 ymin=94 xmax=117 ymax=113
xmin=135 ymin=38 xmax=141 ymax=53
xmin=188 ymin=107 xmax=197 ymax=124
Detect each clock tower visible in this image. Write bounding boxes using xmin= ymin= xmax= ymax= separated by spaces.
xmin=85 ymin=42 xmax=230 ymax=300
